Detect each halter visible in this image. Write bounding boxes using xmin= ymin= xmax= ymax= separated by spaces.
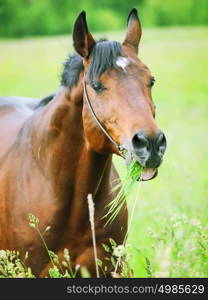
xmin=83 ymin=76 xmax=126 ymax=157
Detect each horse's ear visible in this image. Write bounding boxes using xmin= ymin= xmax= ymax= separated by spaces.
xmin=73 ymin=11 xmax=95 ymax=58
xmin=123 ymin=8 xmax=142 ymax=54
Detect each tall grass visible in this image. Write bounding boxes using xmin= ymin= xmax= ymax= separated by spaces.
xmin=87 ymin=194 xmax=99 ymax=278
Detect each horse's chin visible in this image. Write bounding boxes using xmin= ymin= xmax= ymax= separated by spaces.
xmin=140 ymin=168 xmax=158 ymax=181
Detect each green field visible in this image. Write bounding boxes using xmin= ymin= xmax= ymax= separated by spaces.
xmin=0 ymin=27 xmax=208 ymax=277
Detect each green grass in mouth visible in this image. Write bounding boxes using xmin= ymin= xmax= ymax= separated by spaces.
xmin=104 ymin=159 xmax=143 ymax=226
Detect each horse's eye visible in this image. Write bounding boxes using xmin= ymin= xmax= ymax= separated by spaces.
xmin=149 ymin=77 xmax=155 ymax=87
xmin=91 ymin=81 xmax=106 ymax=93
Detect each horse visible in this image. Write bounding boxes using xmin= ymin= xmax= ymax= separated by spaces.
xmin=0 ymin=9 xmax=166 ymax=277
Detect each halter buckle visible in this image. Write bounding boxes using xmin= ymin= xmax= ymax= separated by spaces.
xmin=118 ymin=146 xmax=127 ymax=158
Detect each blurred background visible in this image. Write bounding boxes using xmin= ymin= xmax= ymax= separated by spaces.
xmin=1 ymin=0 xmax=208 ymax=37
xmin=0 ymin=0 xmax=208 ymax=277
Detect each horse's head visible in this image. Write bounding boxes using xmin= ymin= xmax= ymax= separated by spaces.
xmin=73 ymin=9 xmax=167 ymax=180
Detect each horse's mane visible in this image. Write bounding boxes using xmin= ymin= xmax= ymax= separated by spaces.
xmin=61 ymin=54 xmax=84 ymax=88
xmin=62 ymin=39 xmax=123 ymax=86
xmin=36 ymin=40 xmax=123 ymax=108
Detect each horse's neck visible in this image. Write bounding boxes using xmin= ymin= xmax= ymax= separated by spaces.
xmin=31 ymin=86 xmax=111 ymax=206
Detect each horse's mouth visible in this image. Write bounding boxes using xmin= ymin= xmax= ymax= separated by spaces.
xmin=124 ymin=148 xmax=159 ymax=181
xmin=140 ymin=168 xmax=158 ymax=181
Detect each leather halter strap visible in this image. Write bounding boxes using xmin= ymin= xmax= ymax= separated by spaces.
xmin=83 ymin=76 xmax=126 ymax=156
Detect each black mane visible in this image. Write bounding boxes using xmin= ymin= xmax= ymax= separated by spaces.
xmin=37 ymin=40 xmax=123 ymax=108
xmin=61 ymin=40 xmax=123 ymax=87
xmin=35 ymin=93 xmax=55 ymax=108
xmin=61 ymin=54 xmax=84 ymax=88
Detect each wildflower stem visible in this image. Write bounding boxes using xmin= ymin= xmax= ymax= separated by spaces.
xmin=35 ymin=227 xmax=55 ymax=267
xmin=87 ymin=194 xmax=100 ymax=278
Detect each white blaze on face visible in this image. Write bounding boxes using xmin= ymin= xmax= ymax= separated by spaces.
xmin=116 ymin=56 xmax=129 ymax=70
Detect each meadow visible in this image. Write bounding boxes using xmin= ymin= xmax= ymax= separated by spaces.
xmin=0 ymin=26 xmax=208 ymax=277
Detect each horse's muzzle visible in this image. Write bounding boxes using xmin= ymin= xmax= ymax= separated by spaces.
xmin=132 ymin=130 xmax=167 ymax=180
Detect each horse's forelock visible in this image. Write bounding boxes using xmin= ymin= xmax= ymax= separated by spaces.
xmin=87 ymin=40 xmax=123 ymax=83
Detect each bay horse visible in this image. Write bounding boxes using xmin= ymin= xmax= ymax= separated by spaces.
xmin=0 ymin=9 xmax=166 ymax=277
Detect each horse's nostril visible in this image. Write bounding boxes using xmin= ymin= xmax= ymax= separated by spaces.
xmin=156 ymin=131 xmax=167 ymax=150
xmin=132 ymin=131 xmax=148 ymax=151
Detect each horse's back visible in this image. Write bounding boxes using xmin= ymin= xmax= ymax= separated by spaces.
xmin=0 ymin=96 xmax=38 ymax=111
xmin=0 ymin=96 xmax=38 ymax=156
